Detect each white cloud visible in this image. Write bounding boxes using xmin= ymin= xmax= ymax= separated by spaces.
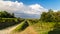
xmin=29 ymin=4 xmax=47 ymax=14
xmin=0 ymin=1 xmax=47 ymax=18
xmin=29 ymin=4 xmax=43 ymax=10
xmin=53 ymin=10 xmax=58 ymax=12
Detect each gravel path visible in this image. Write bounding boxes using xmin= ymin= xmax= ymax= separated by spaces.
xmin=0 ymin=24 xmax=19 ymax=34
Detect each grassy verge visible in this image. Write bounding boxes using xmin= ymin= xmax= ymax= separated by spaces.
xmin=32 ymin=21 xmax=56 ymax=34
xmin=13 ymin=21 xmax=29 ymax=32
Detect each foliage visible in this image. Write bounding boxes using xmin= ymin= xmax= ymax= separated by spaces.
xmin=32 ymin=21 xmax=56 ymax=34
xmin=28 ymin=19 xmax=39 ymax=25
xmin=40 ymin=9 xmax=60 ymax=22
xmin=0 ymin=11 xmax=15 ymax=18
xmin=48 ymin=22 xmax=60 ymax=34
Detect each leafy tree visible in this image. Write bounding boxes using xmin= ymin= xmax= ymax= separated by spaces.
xmin=0 ymin=11 xmax=15 ymax=18
xmin=40 ymin=9 xmax=60 ymax=22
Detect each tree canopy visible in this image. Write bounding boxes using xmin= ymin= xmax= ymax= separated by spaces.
xmin=40 ymin=9 xmax=60 ymax=22
xmin=0 ymin=11 xmax=15 ymax=18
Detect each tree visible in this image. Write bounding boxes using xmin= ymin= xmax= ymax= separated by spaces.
xmin=0 ymin=11 xmax=15 ymax=18
xmin=40 ymin=9 xmax=60 ymax=22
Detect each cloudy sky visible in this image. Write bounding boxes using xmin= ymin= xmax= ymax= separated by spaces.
xmin=0 ymin=0 xmax=60 ymax=18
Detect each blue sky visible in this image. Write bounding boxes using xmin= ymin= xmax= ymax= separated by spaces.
xmin=8 ymin=0 xmax=60 ymax=10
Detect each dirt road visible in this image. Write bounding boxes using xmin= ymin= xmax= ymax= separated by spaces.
xmin=0 ymin=24 xmax=19 ymax=34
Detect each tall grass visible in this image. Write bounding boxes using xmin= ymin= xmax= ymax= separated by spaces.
xmin=32 ymin=21 xmax=56 ymax=34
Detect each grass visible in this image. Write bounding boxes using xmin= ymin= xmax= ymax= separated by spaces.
xmin=13 ymin=21 xmax=29 ymax=32
xmin=32 ymin=21 xmax=56 ymax=34
xmin=48 ymin=22 xmax=60 ymax=34
xmin=11 ymin=20 xmax=60 ymax=34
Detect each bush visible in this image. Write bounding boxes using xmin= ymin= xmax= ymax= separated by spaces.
xmin=48 ymin=22 xmax=60 ymax=34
